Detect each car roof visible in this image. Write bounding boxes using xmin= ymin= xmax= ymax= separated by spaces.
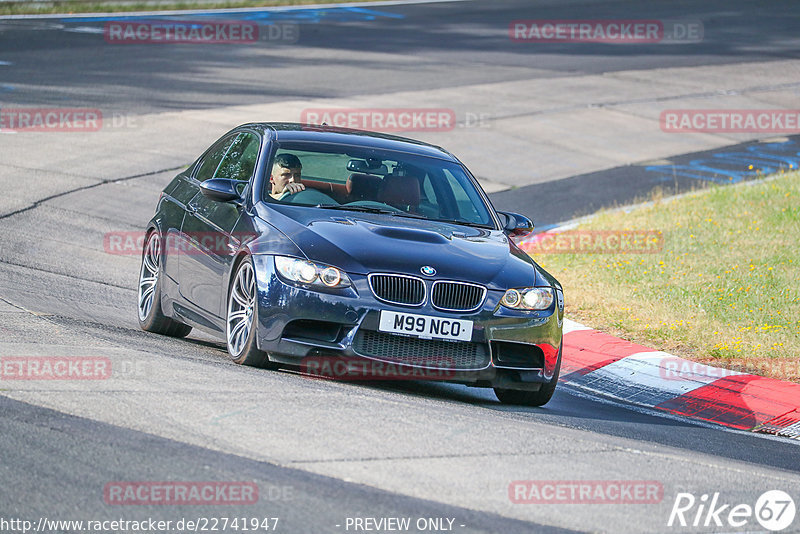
xmin=236 ymin=122 xmax=460 ymax=162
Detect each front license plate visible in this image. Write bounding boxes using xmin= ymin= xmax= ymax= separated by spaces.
xmin=378 ymin=311 xmax=473 ymax=342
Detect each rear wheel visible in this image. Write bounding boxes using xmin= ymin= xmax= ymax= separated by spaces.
xmin=226 ymin=257 xmax=279 ymax=369
xmin=494 ymin=345 xmax=561 ymax=407
xmin=137 ymin=231 xmax=192 ymax=338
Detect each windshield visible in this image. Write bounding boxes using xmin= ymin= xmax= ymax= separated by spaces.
xmin=262 ymin=141 xmax=496 ymax=228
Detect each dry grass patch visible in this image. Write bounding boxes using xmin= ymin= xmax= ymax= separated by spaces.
xmin=534 ymin=171 xmax=800 ymax=381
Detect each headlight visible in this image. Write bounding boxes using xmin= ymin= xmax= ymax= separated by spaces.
xmin=274 ymin=256 xmax=352 ymax=289
xmin=501 ymin=287 xmax=554 ymax=311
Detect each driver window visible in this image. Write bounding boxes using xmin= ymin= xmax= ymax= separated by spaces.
xmin=216 ymin=132 xmax=261 ymax=182
xmin=194 ymin=135 xmax=237 ymax=182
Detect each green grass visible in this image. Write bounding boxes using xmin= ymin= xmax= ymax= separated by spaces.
xmin=534 ymin=170 xmax=800 ymax=381
xmin=0 ymin=0 xmax=368 ymax=16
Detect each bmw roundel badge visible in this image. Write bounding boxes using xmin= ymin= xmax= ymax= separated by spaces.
xmin=420 ymin=266 xmax=436 ymax=276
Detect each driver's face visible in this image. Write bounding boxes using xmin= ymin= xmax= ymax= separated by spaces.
xmin=271 ymin=165 xmax=302 ymax=194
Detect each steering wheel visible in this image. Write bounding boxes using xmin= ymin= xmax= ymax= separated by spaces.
xmin=280 ymin=188 xmax=339 ymax=205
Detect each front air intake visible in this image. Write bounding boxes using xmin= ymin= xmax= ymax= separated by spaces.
xmin=368 ymin=274 xmax=426 ymax=306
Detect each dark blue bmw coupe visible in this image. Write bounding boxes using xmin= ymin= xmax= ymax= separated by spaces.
xmin=138 ymin=123 xmax=564 ymax=406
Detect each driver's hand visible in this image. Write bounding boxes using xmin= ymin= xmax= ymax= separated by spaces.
xmin=284 ymin=183 xmax=305 ymax=195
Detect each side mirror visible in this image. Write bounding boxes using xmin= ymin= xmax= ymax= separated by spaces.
xmin=199 ymin=178 xmax=242 ymax=203
xmin=497 ymin=211 xmax=534 ymax=237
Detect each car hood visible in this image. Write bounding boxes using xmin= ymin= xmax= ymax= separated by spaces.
xmin=255 ymin=204 xmax=548 ymax=290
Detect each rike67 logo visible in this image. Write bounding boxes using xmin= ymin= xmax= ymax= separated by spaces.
xmin=668 ymin=490 xmax=796 ymax=531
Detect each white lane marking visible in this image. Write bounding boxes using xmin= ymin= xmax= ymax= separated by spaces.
xmin=62 ymin=26 xmax=105 ymax=34
xmin=0 ymin=61 xmax=12 ymax=66
xmin=616 ymin=351 xmax=731 ymax=387
xmin=563 ymin=318 xmax=591 ymax=334
xmin=0 ymin=0 xmax=470 ymax=20
xmin=573 ymin=350 xmax=740 ymax=407
xmin=561 ymin=382 xmax=800 ymax=447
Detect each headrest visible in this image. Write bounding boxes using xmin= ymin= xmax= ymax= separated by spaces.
xmin=378 ymin=175 xmax=420 ymax=210
xmin=346 ymin=173 xmax=382 ymax=201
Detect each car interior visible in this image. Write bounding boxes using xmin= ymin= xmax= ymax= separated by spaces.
xmin=268 ymin=149 xmax=493 ymax=227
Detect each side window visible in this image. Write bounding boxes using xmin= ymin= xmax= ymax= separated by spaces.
xmin=194 ymin=135 xmax=237 ymax=182
xmin=216 ymin=132 xmax=261 ymax=182
xmin=443 ymin=170 xmax=490 ymax=224
xmin=421 ymin=174 xmax=436 ymax=204
xmin=418 ymin=174 xmax=441 ymax=219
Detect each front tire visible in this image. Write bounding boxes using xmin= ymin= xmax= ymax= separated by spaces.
xmin=138 ymin=231 xmax=192 ymax=338
xmin=226 ymin=257 xmax=279 ymax=369
xmin=494 ymin=345 xmax=562 ymax=407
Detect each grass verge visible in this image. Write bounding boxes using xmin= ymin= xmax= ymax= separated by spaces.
xmin=0 ymin=0 xmax=368 ymax=16
xmin=530 ymin=170 xmax=800 ymax=382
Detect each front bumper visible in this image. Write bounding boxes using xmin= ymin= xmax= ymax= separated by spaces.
xmin=251 ymin=255 xmax=563 ymax=391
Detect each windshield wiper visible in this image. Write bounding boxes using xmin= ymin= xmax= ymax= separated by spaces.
xmin=315 ymin=205 xmax=493 ymax=229
xmin=431 ymin=218 xmax=495 ymax=229
xmin=315 ymin=205 xmax=397 ymax=214
xmin=389 ymin=212 xmax=429 ymax=220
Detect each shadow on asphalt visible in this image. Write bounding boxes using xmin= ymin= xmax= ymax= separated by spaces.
xmin=318 ymin=376 xmax=800 ymax=474
xmin=490 ymin=135 xmax=800 ymax=229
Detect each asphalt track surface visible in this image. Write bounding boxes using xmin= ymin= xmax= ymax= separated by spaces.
xmin=1 ymin=1 xmax=800 ymax=533
xmin=1 ymin=0 xmax=799 ymax=114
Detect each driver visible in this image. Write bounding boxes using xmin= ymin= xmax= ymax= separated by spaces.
xmin=269 ymin=154 xmax=305 ymax=200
